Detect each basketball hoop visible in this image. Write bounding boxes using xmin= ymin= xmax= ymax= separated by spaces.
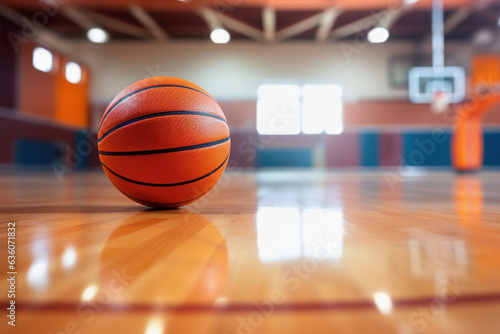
xmin=431 ymin=91 xmax=450 ymax=114
xmin=408 ymin=0 xmax=466 ymax=112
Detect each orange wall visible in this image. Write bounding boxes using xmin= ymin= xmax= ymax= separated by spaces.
xmin=55 ymin=56 xmax=90 ymax=127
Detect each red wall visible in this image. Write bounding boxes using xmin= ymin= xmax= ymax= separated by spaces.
xmin=0 ymin=21 xmax=18 ymax=109
xmin=218 ymin=100 xmax=500 ymax=132
xmin=17 ymin=42 xmax=57 ymax=118
xmin=0 ymin=115 xmax=76 ymax=164
xmin=0 ymin=20 xmax=93 ymax=166
xmin=346 ymin=100 xmax=500 ymax=127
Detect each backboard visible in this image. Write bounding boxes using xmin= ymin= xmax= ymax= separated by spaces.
xmin=408 ymin=66 xmax=466 ymax=104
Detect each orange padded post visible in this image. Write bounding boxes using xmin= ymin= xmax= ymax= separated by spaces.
xmin=452 ymin=56 xmax=500 ymax=172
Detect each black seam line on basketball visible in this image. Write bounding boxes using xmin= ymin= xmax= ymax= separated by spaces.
xmin=98 ymin=85 xmax=216 ymax=130
xmin=98 ymin=110 xmax=227 ymax=143
xmin=99 ymin=137 xmax=230 ymax=156
xmin=119 ymin=187 xmax=212 ymax=207
xmin=101 ymin=155 xmax=229 ymax=187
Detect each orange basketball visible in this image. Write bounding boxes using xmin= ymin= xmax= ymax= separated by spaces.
xmin=97 ymin=76 xmax=230 ymax=208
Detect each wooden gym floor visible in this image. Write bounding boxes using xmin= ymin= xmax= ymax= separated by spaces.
xmin=1 ymin=169 xmax=500 ymax=333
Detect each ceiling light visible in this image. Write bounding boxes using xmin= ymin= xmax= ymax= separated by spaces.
xmin=472 ymin=29 xmax=495 ymax=46
xmin=210 ymin=28 xmax=231 ymax=44
xmin=367 ymin=27 xmax=390 ymax=44
xmin=403 ymin=0 xmax=420 ymax=5
xmin=87 ymin=28 xmax=109 ymax=43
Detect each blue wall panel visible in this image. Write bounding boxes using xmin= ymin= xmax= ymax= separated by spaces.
xmin=16 ymin=139 xmax=57 ymax=165
xmin=402 ymin=131 xmax=452 ymax=166
xmin=74 ymin=131 xmax=90 ymax=169
xmin=483 ymin=132 xmax=500 ymax=166
xmin=360 ymin=132 xmax=379 ymax=167
xmin=257 ymin=148 xmax=312 ymax=167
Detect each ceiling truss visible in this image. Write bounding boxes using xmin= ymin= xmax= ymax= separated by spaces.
xmin=0 ymin=1 xmax=498 ymax=45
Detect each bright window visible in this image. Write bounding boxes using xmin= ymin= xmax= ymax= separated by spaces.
xmin=257 ymin=84 xmax=343 ymax=135
xmin=65 ymin=62 xmax=82 ymax=84
xmin=257 ymin=84 xmax=301 ymax=135
xmin=302 ymin=85 xmax=343 ymax=135
xmin=32 ymin=47 xmax=53 ymax=73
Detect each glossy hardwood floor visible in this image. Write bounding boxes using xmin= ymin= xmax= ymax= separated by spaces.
xmin=1 ymin=169 xmax=500 ymax=334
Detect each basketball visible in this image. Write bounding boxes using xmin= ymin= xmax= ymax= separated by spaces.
xmin=97 ymin=76 xmax=230 ymax=208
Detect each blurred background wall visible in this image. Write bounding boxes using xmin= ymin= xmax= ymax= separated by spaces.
xmin=1 ymin=4 xmax=500 ymax=170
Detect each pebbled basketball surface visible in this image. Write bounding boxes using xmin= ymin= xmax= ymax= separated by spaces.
xmin=97 ymin=76 xmax=231 ymax=208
